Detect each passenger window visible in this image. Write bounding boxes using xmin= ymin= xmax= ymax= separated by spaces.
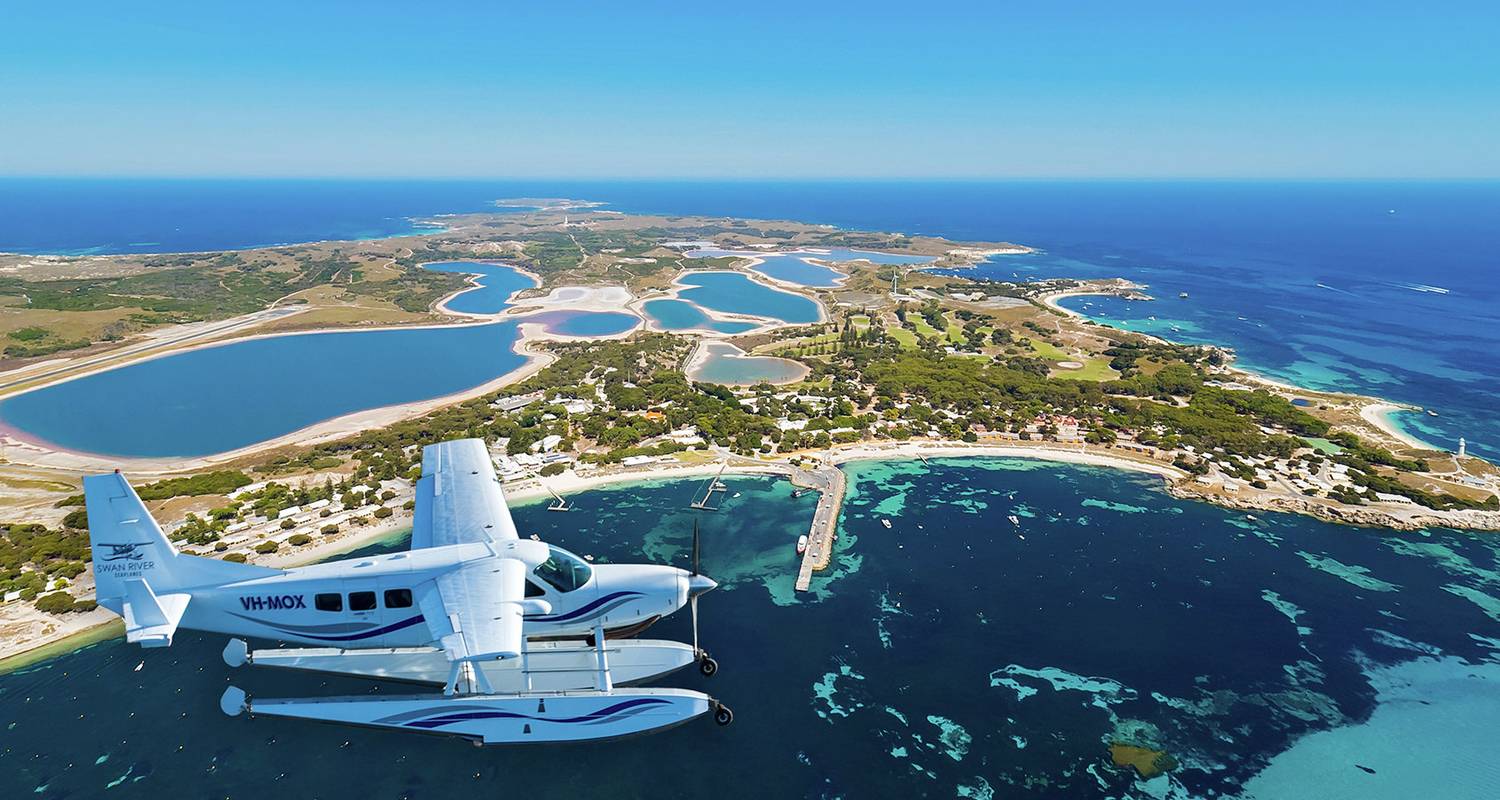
xmin=525 ymin=580 xmax=545 ymax=598
xmin=384 ymin=588 xmax=413 ymax=608
xmin=315 ymin=593 xmax=343 ymax=612
xmin=349 ymin=591 xmax=376 ymax=611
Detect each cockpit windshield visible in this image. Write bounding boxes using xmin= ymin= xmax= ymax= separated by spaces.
xmin=532 ymin=545 xmax=593 ymax=593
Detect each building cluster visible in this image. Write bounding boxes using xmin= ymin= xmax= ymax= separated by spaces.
xmin=176 ymin=477 xmax=415 ymax=560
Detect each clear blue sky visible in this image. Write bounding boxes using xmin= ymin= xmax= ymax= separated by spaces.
xmin=2 ymin=2 xmax=1497 ymax=178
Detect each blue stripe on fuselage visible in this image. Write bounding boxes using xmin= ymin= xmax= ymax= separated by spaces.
xmin=527 ymin=591 xmax=643 ymax=623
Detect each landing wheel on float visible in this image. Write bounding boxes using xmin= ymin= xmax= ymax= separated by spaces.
xmin=698 ymin=652 xmax=719 ymax=677
xmin=713 ymin=702 xmax=734 ymax=726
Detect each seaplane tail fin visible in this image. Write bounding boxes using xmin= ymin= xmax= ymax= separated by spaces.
xmin=84 ymin=472 xmax=279 ymax=617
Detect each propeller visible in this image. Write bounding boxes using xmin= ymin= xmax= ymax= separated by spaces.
xmin=691 ymin=517 xmax=701 ymax=656
xmin=687 ymin=516 xmax=719 ymax=676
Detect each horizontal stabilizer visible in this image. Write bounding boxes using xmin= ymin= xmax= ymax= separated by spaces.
xmin=121 ymin=578 xmax=190 ymax=648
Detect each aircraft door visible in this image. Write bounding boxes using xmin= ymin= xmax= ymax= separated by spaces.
xmin=377 ymin=575 xmax=420 ymax=646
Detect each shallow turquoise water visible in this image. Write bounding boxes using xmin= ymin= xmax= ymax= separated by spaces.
xmin=677 ymin=272 xmax=821 ymax=324
xmin=4 ymin=459 xmax=1497 ymax=798
xmin=641 ymin=298 xmax=758 ymax=334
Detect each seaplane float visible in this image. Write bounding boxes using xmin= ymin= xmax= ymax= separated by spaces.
xmin=84 ymin=438 xmax=731 ymax=745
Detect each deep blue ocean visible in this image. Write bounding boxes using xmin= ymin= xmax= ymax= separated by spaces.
xmin=1 ymin=179 xmax=1494 ymax=459
xmin=4 ymin=463 xmax=1499 ymax=798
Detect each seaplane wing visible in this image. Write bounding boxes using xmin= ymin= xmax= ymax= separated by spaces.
xmin=419 ymin=557 xmax=532 ymax=662
xmin=410 ymin=438 xmax=520 ymax=550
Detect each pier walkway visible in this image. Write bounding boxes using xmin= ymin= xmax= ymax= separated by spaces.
xmin=791 ymin=462 xmax=846 ymax=592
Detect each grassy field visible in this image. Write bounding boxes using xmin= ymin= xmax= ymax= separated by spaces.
xmin=1050 ymin=358 xmax=1118 ymax=381
xmin=756 ymin=332 xmax=842 ymax=355
xmin=910 ymin=317 xmax=942 ymax=338
xmin=1024 ymin=336 xmax=1117 ymax=381
xmin=850 ymin=315 xmax=871 ymax=330
xmin=945 ymin=321 xmax=966 ymax=344
xmin=1026 ymin=338 xmax=1070 ymax=359
xmin=887 ymin=327 xmax=919 ymax=349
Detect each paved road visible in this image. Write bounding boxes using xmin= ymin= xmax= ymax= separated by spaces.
xmin=0 ymin=306 xmax=304 ymax=394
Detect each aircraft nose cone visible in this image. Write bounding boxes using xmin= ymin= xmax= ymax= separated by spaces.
xmin=688 ymin=573 xmax=718 ymax=597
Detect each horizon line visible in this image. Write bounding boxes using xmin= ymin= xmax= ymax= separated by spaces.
xmin=2 ymin=175 xmax=1499 ymax=183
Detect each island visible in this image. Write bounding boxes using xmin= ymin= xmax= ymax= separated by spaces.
xmin=1 ymin=201 xmax=1496 ymax=665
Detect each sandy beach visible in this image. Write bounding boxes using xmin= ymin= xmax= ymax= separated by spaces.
xmin=1359 ymin=401 xmax=1437 ymax=451
xmin=1039 ymin=289 xmax=1104 ymax=318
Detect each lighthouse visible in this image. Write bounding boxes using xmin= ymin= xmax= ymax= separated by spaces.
xmin=1458 ymin=438 xmax=1466 ymax=458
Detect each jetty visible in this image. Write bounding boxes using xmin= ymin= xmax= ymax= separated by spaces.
xmin=688 ymin=461 xmax=730 ymax=511
xmin=791 ymin=461 xmax=847 ymax=592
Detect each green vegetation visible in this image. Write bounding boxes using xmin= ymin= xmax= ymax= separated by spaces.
xmin=1052 ymin=358 xmax=1117 ymax=382
xmin=6 ymin=326 xmax=49 ymax=342
xmin=0 ymin=249 xmax=467 ymax=355
xmin=4 ymin=325 xmax=94 ymax=357
xmin=34 ymin=591 xmax=95 ymax=614
xmin=1 ymin=524 xmax=88 ymax=601
xmin=57 ymin=469 xmax=252 ymax=508
xmin=1026 ymin=338 xmax=1068 ymax=359
xmin=887 ymin=327 xmax=918 ymax=349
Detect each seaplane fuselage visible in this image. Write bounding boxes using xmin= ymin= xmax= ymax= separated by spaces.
xmin=122 ymin=542 xmax=700 ymax=648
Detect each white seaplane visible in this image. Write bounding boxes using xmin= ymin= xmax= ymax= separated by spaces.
xmin=85 ymin=438 xmax=731 ymax=744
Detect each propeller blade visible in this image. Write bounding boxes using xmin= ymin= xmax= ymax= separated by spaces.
xmin=691 ymin=595 xmax=700 ymax=655
xmin=691 ymin=517 xmax=701 ymax=577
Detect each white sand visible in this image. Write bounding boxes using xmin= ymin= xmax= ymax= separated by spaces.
xmin=1359 ymin=402 xmax=1437 ymax=451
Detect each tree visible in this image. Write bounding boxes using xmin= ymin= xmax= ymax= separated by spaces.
xmin=223 ymin=552 xmax=249 ymax=563
xmin=373 ymin=506 xmax=394 ymax=519
xmin=34 ymin=591 xmax=76 ymax=614
xmin=288 ymin=534 xmax=312 ymax=546
xmin=254 ymin=541 xmax=279 ymax=554
xmin=539 ymin=463 xmax=567 ymax=477
xmin=279 ymin=518 xmax=296 ymax=530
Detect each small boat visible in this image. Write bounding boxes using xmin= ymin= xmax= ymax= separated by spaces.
xmin=792 ymin=489 xmax=805 ymax=498
xmin=796 ymin=535 xmax=808 ymax=555
xmin=1179 ymin=292 xmax=1189 ymax=299
xmin=1008 ymin=515 xmax=1020 ymax=526
xmin=1426 ymin=409 xmax=1439 ymax=417
xmin=880 ymin=519 xmax=892 ymax=529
